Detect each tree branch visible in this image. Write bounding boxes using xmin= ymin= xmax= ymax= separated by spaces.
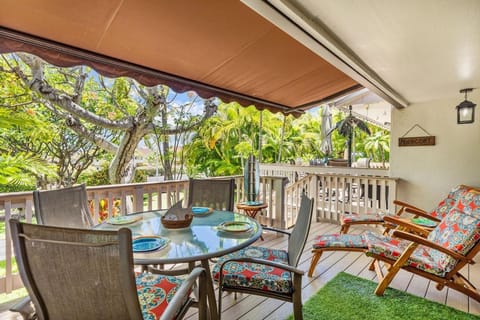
xmin=99 ymin=75 xmax=130 ymax=115
xmin=37 ymin=98 xmax=119 ymax=153
xmin=15 ymin=54 xmax=134 ymax=130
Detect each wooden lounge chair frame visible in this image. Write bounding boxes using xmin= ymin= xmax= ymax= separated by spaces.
xmin=369 ymin=228 xmax=480 ymax=302
xmin=340 ymin=185 xmax=477 ymax=234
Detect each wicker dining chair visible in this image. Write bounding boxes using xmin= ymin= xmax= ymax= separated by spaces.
xmin=188 ymin=178 xmax=235 ymax=211
xmin=212 ymin=193 xmax=314 ymax=320
xmin=33 ymin=184 xmax=94 ymax=228
xmin=9 ymin=219 xmax=207 ymax=320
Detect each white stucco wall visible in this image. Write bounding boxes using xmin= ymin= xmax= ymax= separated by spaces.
xmin=390 ymin=90 xmax=480 ymax=210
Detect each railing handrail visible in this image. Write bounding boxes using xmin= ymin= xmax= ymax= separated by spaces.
xmin=260 ymin=163 xmax=393 ymax=178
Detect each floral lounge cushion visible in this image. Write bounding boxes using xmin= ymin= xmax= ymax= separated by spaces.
xmin=211 ymin=246 xmax=292 ymax=294
xmin=365 ymin=232 xmax=448 ymax=277
xmin=454 ymin=189 xmax=480 ymax=217
xmin=313 ymin=234 xmax=367 ymax=249
xmin=428 ymin=185 xmax=471 ymax=219
xmin=340 ymin=212 xmax=386 ymax=224
xmin=136 ymin=272 xmax=187 ymax=320
xmin=426 ymin=208 xmax=480 ymax=272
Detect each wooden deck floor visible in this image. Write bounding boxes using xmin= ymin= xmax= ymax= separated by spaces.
xmin=1 ymin=220 xmax=479 ymax=319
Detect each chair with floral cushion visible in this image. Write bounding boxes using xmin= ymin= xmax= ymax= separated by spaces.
xmin=212 ymin=193 xmax=314 ymax=320
xmin=9 ymin=219 xmax=207 ymax=320
xmin=366 ymin=207 xmax=480 ymax=301
xmin=308 ymin=185 xmax=480 ymax=277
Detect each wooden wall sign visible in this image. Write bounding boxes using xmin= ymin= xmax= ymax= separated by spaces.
xmin=399 ymin=124 xmax=436 ymax=147
xmin=398 ymin=136 xmax=436 ymax=147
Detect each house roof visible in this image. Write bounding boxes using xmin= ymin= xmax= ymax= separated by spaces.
xmin=0 ymin=0 xmax=365 ymax=116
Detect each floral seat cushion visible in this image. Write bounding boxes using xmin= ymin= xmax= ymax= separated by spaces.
xmin=340 ymin=213 xmax=386 ymax=224
xmin=365 ymin=232 xmax=448 ymax=277
xmin=426 ymin=208 xmax=480 ymax=272
xmin=313 ymin=234 xmax=367 ymax=249
xmin=212 ymin=246 xmax=292 ymax=294
xmin=136 ymin=273 xmax=187 ymax=320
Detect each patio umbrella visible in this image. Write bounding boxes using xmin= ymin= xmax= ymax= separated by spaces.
xmin=244 ymin=154 xmax=260 ymax=202
xmin=320 ymin=104 xmax=333 ymax=157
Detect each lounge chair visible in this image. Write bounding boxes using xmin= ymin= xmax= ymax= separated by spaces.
xmin=308 ymin=185 xmax=480 ymax=278
xmin=368 ymin=207 xmax=480 ymax=302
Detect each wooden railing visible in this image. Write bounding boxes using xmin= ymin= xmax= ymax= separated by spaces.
xmin=261 ymin=163 xmax=398 ymax=226
xmin=0 ymin=176 xmax=289 ymax=294
xmin=0 ymin=167 xmax=396 ymax=294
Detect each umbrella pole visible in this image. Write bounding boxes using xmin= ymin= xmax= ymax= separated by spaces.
xmin=258 ymin=111 xmax=263 ymax=163
xmin=277 ymin=114 xmax=286 ymax=163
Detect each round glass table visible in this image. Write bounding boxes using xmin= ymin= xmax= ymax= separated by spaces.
xmin=95 ymin=210 xmax=262 ymax=319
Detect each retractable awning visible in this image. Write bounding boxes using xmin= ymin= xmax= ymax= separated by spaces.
xmin=0 ymin=0 xmax=361 ymax=116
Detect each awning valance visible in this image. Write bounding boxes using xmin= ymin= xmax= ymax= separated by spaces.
xmin=0 ymin=0 xmax=361 ymax=116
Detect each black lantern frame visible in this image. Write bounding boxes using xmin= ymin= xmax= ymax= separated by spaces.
xmin=456 ymin=88 xmax=476 ymax=124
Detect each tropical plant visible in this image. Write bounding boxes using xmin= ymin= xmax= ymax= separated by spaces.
xmin=364 ymin=130 xmax=390 ymax=165
xmin=0 ymin=100 xmax=56 ymax=189
xmin=327 ymin=105 xmax=371 ymax=166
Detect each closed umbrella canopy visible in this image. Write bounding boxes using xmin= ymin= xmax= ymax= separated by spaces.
xmin=320 ymin=104 xmax=333 ymax=156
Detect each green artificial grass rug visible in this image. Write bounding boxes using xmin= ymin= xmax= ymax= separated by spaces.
xmin=290 ymin=272 xmax=480 ymax=320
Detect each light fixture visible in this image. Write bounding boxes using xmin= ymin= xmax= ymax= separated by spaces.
xmin=456 ymin=88 xmax=476 ymax=124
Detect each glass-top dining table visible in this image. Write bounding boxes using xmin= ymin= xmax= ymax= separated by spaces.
xmin=95 ymin=209 xmax=263 ymax=319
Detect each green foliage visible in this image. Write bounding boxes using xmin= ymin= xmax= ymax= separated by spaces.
xmin=0 ymin=288 xmax=28 ymax=305
xmin=0 ymin=153 xmax=55 ymax=187
xmin=0 ymin=184 xmax=36 ymax=192
xmin=185 ymin=102 xmax=391 ymax=175
xmin=364 ymin=129 xmax=391 ymax=162
xmin=78 ymin=162 xmax=110 ymax=186
xmin=133 ymin=167 xmax=158 ymax=183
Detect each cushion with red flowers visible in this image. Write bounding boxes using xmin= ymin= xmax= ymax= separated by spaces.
xmin=313 ymin=234 xmax=367 ymax=249
xmin=211 ymin=246 xmax=293 ymax=294
xmin=136 ymin=272 xmax=188 ymax=320
xmin=428 ymin=185 xmax=471 ymax=219
xmin=426 ymin=208 xmax=480 ymax=273
xmin=453 ymin=189 xmax=480 ymax=217
xmin=365 ymin=232 xmax=447 ymax=276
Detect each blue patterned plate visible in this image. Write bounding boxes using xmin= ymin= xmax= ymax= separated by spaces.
xmin=132 ymin=237 xmax=168 ymax=253
xmin=191 ymin=207 xmax=213 ymax=216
